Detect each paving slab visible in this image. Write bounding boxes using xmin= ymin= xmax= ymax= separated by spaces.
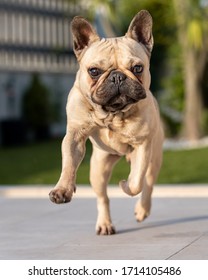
xmin=0 ymin=185 xmax=208 ymax=260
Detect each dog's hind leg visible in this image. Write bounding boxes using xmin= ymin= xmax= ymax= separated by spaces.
xmin=90 ymin=145 xmax=120 ymax=235
xmin=134 ymin=174 xmax=153 ymax=222
xmin=135 ymin=138 xmax=163 ymax=222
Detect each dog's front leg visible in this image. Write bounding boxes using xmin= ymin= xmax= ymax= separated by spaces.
xmin=49 ymin=130 xmax=86 ymax=204
xmin=119 ymin=140 xmax=151 ymax=196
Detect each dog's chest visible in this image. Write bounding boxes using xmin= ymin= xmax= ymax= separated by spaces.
xmin=91 ymin=113 xmax=147 ymax=155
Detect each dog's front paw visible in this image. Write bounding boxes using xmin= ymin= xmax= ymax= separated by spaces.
xmin=119 ymin=179 xmax=142 ymax=196
xmin=96 ymin=223 xmax=116 ymax=235
xmin=49 ymin=185 xmax=76 ymax=204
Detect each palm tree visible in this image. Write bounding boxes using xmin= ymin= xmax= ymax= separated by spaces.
xmin=173 ymin=0 xmax=208 ymax=140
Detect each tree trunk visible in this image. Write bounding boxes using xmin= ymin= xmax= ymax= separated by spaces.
xmin=182 ymin=49 xmax=203 ymax=140
xmin=173 ymin=0 xmax=206 ymax=141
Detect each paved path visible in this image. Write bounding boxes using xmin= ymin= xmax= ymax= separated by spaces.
xmin=0 ymin=185 xmax=208 ymax=260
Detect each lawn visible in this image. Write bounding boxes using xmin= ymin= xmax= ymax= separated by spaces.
xmin=0 ymin=139 xmax=208 ymax=185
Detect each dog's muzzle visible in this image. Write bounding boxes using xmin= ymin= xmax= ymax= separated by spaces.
xmin=92 ymin=70 xmax=146 ymax=112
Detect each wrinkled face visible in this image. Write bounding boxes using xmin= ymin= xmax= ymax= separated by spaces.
xmin=78 ymin=37 xmax=151 ymax=112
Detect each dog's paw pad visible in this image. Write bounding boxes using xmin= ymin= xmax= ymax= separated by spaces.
xmin=96 ymin=224 xmax=116 ymax=235
xmin=49 ymin=188 xmax=74 ymax=204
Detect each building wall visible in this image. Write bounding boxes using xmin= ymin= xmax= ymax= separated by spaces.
xmin=0 ymin=0 xmax=80 ymax=72
xmin=0 ymin=0 xmax=83 ymax=144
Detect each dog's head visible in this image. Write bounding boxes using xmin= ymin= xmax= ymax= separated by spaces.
xmin=71 ymin=10 xmax=153 ymax=113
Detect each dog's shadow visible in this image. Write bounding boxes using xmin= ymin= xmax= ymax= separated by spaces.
xmin=117 ymin=215 xmax=208 ymax=235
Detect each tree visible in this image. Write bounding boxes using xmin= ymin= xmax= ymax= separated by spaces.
xmin=22 ymin=74 xmax=52 ymax=141
xmin=173 ymin=0 xmax=208 ymax=140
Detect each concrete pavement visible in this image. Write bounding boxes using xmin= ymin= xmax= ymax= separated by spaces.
xmin=0 ymin=185 xmax=208 ymax=260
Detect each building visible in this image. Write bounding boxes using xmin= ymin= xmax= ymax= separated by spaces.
xmin=0 ymin=0 xmax=85 ymax=145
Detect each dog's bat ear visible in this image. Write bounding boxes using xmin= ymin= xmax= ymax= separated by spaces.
xmin=126 ymin=10 xmax=153 ymax=54
xmin=71 ymin=16 xmax=100 ymax=60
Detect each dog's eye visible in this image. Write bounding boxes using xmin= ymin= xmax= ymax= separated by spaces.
xmin=132 ymin=65 xmax=144 ymax=75
xmin=88 ymin=68 xmax=102 ymax=78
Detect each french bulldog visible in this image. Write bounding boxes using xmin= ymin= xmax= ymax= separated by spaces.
xmin=49 ymin=10 xmax=164 ymax=235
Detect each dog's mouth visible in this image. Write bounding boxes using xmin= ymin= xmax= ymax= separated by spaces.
xmin=102 ymin=99 xmax=133 ymax=112
xmin=102 ymin=94 xmax=146 ymax=113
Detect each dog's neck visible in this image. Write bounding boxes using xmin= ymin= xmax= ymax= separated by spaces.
xmin=91 ymin=102 xmax=140 ymax=129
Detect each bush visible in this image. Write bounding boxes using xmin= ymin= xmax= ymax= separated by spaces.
xmin=22 ymin=73 xmax=52 ymax=141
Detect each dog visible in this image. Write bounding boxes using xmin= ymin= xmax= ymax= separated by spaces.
xmin=49 ymin=10 xmax=164 ymax=235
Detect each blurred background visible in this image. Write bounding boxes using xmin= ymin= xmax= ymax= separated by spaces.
xmin=0 ymin=0 xmax=208 ymax=185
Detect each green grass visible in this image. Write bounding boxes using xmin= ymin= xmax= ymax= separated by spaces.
xmin=1 ymin=139 xmax=208 ymax=185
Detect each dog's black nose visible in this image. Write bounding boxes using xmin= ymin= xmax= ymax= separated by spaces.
xmin=110 ymin=71 xmax=126 ymax=85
